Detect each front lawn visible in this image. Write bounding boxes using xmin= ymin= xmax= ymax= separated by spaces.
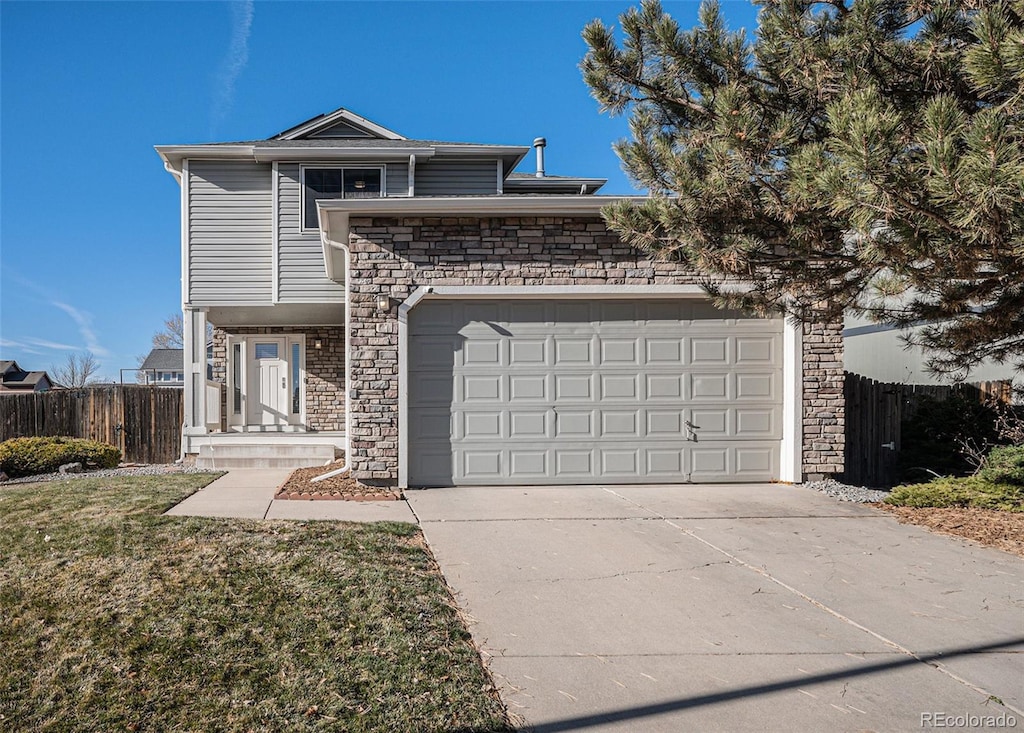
xmin=0 ymin=474 xmax=509 ymax=732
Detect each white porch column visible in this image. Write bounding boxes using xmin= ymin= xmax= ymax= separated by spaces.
xmin=182 ymin=306 xmax=209 ymax=447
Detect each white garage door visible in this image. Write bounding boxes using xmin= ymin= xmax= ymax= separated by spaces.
xmin=408 ymin=299 xmax=783 ymax=486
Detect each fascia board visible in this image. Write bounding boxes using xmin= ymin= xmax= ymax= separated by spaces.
xmin=252 ymin=147 xmax=435 ymax=162
xmin=155 ymin=145 xmax=255 ymax=175
xmin=504 ymin=177 xmax=609 ymax=188
xmin=319 ymin=195 xmax=642 ymax=216
xmin=432 ymin=144 xmax=531 ymax=156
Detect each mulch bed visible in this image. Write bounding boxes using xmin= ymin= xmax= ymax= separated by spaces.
xmin=275 ymin=462 xmax=402 ymax=501
xmin=874 ymin=504 xmax=1024 ymax=558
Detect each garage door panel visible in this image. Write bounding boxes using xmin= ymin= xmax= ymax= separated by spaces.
xmin=691 ymin=337 xmax=729 ymax=365
xmin=601 ymin=375 xmax=638 ymax=400
xmin=602 ymin=449 xmax=639 ymax=475
xmin=601 ymin=339 xmax=639 ymax=364
xmin=464 ymin=450 xmax=502 ymax=480
xmin=555 ymin=374 xmax=594 ymax=400
xmin=647 ymin=410 xmax=685 ymax=437
xmin=691 ymin=374 xmax=728 ymax=399
xmin=411 ymin=409 xmax=453 ymax=441
xmin=646 ymin=339 xmax=684 ymax=364
xmin=510 ymin=410 xmax=548 ymax=438
xmin=647 ymin=374 xmax=683 ymax=399
xmin=410 ymin=374 xmax=454 ymax=405
xmin=601 ymin=410 xmax=640 ymax=437
xmin=737 ymin=336 xmax=775 ymax=363
xmin=736 ymin=447 xmax=776 ymax=476
xmin=556 ymin=450 xmax=595 ymax=476
xmin=510 ymin=339 xmax=547 ymax=365
xmin=463 ymin=339 xmax=501 ymax=366
xmin=646 ymin=449 xmax=684 ymax=475
xmin=463 ymin=374 xmax=502 ymax=401
xmin=510 ymin=450 xmax=548 ymax=477
xmin=408 ymin=299 xmax=783 ymax=485
xmin=555 ymin=411 xmax=595 ymax=437
xmin=736 ymin=408 xmax=777 ymax=437
xmin=689 ymin=408 xmax=728 ymax=436
xmin=509 ymin=374 xmax=547 ymax=401
xmin=555 ymin=339 xmax=594 ymax=364
xmin=736 ymin=373 xmax=776 ymax=399
xmin=463 ymin=411 xmax=502 ymax=440
xmin=414 ymin=338 xmax=458 ymax=367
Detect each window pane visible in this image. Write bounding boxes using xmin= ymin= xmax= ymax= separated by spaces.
xmin=254 ymin=343 xmax=278 ymax=359
xmin=304 ymin=169 xmax=344 ymax=228
xmin=232 ymin=344 xmax=242 ymax=414
xmin=292 ymin=343 xmax=301 ymax=415
xmin=343 ymin=169 xmax=382 ymax=199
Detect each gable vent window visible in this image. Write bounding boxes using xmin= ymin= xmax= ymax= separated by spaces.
xmin=302 ymin=167 xmax=383 ymax=229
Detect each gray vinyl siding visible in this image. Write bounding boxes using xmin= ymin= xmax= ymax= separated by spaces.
xmin=188 ymin=160 xmax=273 ymax=305
xmin=276 ymin=163 xmax=406 ymax=302
xmin=415 ymin=160 xmax=498 ymax=195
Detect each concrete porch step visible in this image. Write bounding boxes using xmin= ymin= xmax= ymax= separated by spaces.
xmin=196 ymin=442 xmax=337 ymax=469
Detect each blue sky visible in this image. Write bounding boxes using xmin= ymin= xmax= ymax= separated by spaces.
xmin=0 ymin=0 xmax=760 ymax=381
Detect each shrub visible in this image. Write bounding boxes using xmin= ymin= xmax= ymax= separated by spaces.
xmin=0 ymin=436 xmax=121 ymax=478
xmin=979 ymin=445 xmax=1024 ymax=486
xmin=885 ymin=476 xmax=1024 ymax=512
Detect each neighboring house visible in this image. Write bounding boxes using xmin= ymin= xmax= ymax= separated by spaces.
xmin=844 ymin=314 xmax=1018 ymax=385
xmin=0 ymin=360 xmax=53 ymax=393
xmin=156 ymin=106 xmax=844 ymax=484
xmin=139 ymin=348 xmax=186 ymax=386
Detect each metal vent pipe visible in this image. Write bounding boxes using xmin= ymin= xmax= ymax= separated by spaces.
xmin=533 ymin=137 xmax=546 ymax=178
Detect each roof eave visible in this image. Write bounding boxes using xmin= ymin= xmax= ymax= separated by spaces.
xmin=318 ymin=195 xmax=642 ymax=259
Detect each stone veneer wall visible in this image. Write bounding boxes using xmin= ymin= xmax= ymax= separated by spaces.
xmin=209 ymin=325 xmax=345 ymax=432
xmin=802 ymin=321 xmax=845 ymax=478
xmin=345 ymin=215 xmax=845 ymax=484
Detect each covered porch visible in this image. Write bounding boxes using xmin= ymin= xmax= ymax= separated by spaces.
xmin=181 ymin=303 xmax=347 ymax=467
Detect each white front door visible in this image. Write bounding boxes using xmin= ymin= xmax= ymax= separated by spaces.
xmin=248 ymin=338 xmax=290 ymax=426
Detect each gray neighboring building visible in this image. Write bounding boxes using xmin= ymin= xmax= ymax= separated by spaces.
xmin=139 ymin=349 xmax=185 ymax=386
xmin=156 ymin=106 xmax=845 ymax=484
xmin=0 ymin=360 xmax=54 ymax=393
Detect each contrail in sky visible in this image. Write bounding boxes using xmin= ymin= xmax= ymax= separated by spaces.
xmin=51 ymin=301 xmax=110 ymax=357
xmin=210 ymin=0 xmax=254 ymax=137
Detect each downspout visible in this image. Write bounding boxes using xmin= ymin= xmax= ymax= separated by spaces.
xmin=408 ymin=154 xmax=416 ymax=197
xmin=163 ymin=161 xmax=182 ymax=183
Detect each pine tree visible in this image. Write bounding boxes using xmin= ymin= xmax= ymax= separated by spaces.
xmin=582 ymin=0 xmax=1024 ymax=377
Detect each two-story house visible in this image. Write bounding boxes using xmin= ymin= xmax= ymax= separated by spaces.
xmin=156 ymin=107 xmax=844 ymax=485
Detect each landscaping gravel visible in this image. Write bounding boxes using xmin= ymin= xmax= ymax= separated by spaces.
xmin=1 ymin=464 xmax=218 ymax=486
xmin=804 ymin=478 xmax=891 ymax=503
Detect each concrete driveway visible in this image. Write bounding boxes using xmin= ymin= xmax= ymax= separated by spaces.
xmin=406 ymin=484 xmax=1024 ymax=732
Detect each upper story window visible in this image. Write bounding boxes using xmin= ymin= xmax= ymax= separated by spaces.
xmin=302 ymin=166 xmax=383 ymax=230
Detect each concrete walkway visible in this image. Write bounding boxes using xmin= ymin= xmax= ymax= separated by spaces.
xmin=165 ymin=469 xmax=417 ymax=522
xmin=407 ymin=483 xmax=1024 ymax=732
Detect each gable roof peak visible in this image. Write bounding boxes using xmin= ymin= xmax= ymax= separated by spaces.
xmin=272 ymin=107 xmax=406 ymax=142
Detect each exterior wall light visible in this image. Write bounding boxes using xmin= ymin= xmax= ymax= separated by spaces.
xmin=377 ymin=294 xmax=393 ymax=312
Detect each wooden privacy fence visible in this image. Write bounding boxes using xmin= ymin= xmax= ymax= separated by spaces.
xmin=0 ymin=385 xmax=183 ymax=464
xmin=843 ymin=372 xmax=1013 ymax=487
